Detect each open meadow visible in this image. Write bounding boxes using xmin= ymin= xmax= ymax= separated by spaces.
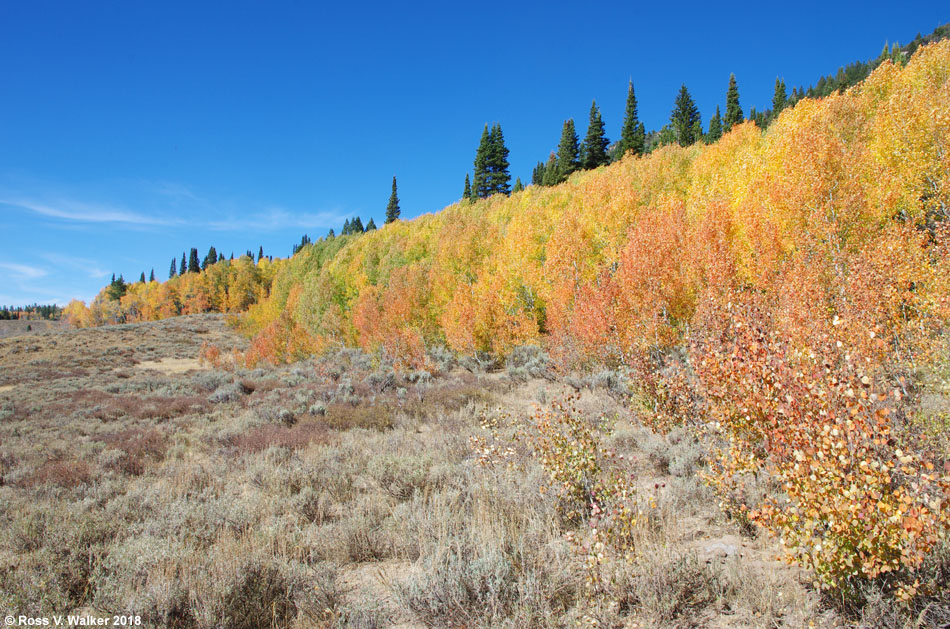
xmin=0 ymin=314 xmax=886 ymax=628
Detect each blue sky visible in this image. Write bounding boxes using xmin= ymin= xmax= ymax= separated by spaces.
xmin=1 ymin=1 xmax=947 ymax=306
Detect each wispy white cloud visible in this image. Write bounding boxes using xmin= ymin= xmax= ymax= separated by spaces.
xmin=39 ymin=253 xmax=111 ymax=280
xmin=0 ymin=198 xmax=180 ymax=226
xmin=0 ymin=292 xmax=84 ymax=307
xmin=2 ymin=192 xmax=347 ymax=234
xmin=205 ymin=207 xmax=351 ymax=232
xmin=0 ymin=262 xmax=48 ymax=280
xmin=155 ymin=181 xmax=209 ymax=206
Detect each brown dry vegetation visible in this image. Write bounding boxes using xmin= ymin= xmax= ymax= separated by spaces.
xmin=0 ymin=315 xmax=944 ymax=627
xmin=0 ymin=319 xmax=65 ymax=340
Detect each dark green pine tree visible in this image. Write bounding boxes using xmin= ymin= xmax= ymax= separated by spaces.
xmin=487 ymin=123 xmax=511 ymax=195
xmin=724 ymin=73 xmax=744 ymax=132
xmin=556 ymin=119 xmax=580 ymax=182
xmin=472 ymin=124 xmax=491 ymax=198
xmin=169 ymin=257 xmax=178 ymax=279
xmin=670 ymin=85 xmax=702 ymax=146
xmin=352 ymin=216 xmax=364 ymax=233
xmin=707 ymin=105 xmax=723 ymax=143
xmin=541 ymin=152 xmax=559 ymax=186
xmin=463 ymin=173 xmax=471 ymax=200
xmin=202 ymin=246 xmax=217 ymax=270
xmin=106 ymin=274 xmax=127 ymax=300
xmin=218 ymin=253 xmax=225 ymax=263
xmin=258 ymin=246 xmax=264 ymax=262
xmin=532 ymin=161 xmax=545 ymax=186
xmin=188 ymin=248 xmax=200 ymax=273
xmin=327 ymin=229 xmax=335 ymax=239
xmin=618 ymin=80 xmax=645 ymax=157
xmin=513 ymin=177 xmax=524 ymax=193
xmin=749 ymin=106 xmax=766 ymax=128
xmin=581 ymin=101 xmax=610 ymax=169
xmin=386 ymin=176 xmax=400 ymax=223
xmin=149 ymin=269 xmax=155 ymax=282
xmin=181 ymin=252 xmax=187 ymax=276
xmin=365 ymin=218 xmax=377 ymax=231
xmin=139 ymin=271 xmax=146 ymax=283
xmin=772 ymin=78 xmax=788 ymax=115
xmin=342 ymin=218 xmax=351 ymax=235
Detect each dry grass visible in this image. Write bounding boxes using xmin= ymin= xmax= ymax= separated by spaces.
xmin=224 ymin=422 xmax=332 ymax=454
xmin=17 ymin=458 xmax=94 ymax=489
xmin=2 ymin=315 xmax=938 ymax=626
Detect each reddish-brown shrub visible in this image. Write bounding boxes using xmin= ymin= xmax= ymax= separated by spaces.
xmin=20 ymin=458 xmax=94 ymax=488
xmin=100 ymin=428 xmax=169 ymax=476
xmin=323 ymin=404 xmax=394 ymax=431
xmin=67 ymin=390 xmax=209 ymax=421
xmin=225 ymin=422 xmax=331 ymax=454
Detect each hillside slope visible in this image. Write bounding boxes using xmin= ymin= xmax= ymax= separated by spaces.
xmin=245 ymin=40 xmax=950 ymax=370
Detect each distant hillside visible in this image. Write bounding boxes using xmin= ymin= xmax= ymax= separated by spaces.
xmin=792 ymin=22 xmax=949 ymax=104
xmin=231 ymin=45 xmax=950 ymax=608
xmin=239 ymin=40 xmax=950 ymax=369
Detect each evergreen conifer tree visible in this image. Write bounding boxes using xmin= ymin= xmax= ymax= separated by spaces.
xmin=327 ymin=229 xmax=335 ymax=238
xmin=202 ymin=246 xmax=217 ymax=270
xmin=556 ymin=119 xmax=580 ymax=182
xmin=772 ymin=78 xmax=788 ymax=114
xmin=472 ymin=124 xmax=491 ymax=199
xmin=342 ymin=218 xmax=351 ymax=235
xmin=532 ymin=161 xmax=545 ymax=186
xmin=352 ymin=216 xmax=364 ymax=233
xmin=707 ymin=105 xmax=723 ymax=142
xmin=541 ymin=152 xmax=559 ymax=186
xmin=581 ymin=101 xmax=610 ymax=169
xmin=513 ymin=177 xmax=524 ymax=193
xmin=487 ymin=123 xmax=511 ymax=195
xmin=181 ymin=252 xmax=187 ymax=276
xmin=463 ymin=173 xmax=471 ymax=199
xmin=218 ymin=253 xmax=225 ymax=263
xmin=188 ymin=248 xmax=200 ymax=273
xmin=169 ymin=258 xmax=178 ymax=279
xmin=106 ymin=274 xmax=127 ymax=300
xmin=140 ymin=272 xmax=146 ymax=283
xmin=749 ymin=107 xmax=766 ymax=128
xmin=618 ymin=80 xmax=645 ymax=157
xmin=670 ymin=85 xmax=702 ymax=146
xmin=386 ymin=176 xmax=400 ymax=223
xmin=366 ymin=218 xmax=377 ymax=231
xmin=149 ymin=269 xmax=155 ymax=282
xmin=724 ymin=73 xmax=744 ymax=131
xmin=258 ymin=246 xmax=264 ymax=262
